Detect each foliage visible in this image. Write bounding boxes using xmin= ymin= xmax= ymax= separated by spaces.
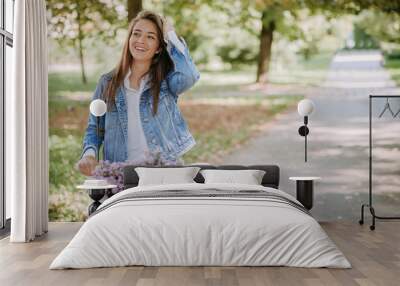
xmin=146 ymin=1 xmax=218 ymax=66
xmin=351 ymin=0 xmax=400 ymax=14
xmin=356 ymin=10 xmax=400 ymax=47
xmin=144 ymin=0 xmax=343 ymax=72
xmin=46 ymin=0 xmax=126 ymax=45
xmin=49 ymin=134 xmax=88 ymax=221
xmin=217 ymin=43 xmax=258 ymax=67
xmin=290 ymin=10 xmax=337 ymax=59
xmin=49 ymin=134 xmax=85 ymax=194
xmin=46 ymin=0 xmax=127 ymax=82
xmin=49 ymin=201 xmax=87 ymax=221
xmin=384 ymin=54 xmax=400 ymax=86
xmin=46 ymin=0 xmax=400 ymax=81
xmin=350 ymin=24 xmax=380 ymax=49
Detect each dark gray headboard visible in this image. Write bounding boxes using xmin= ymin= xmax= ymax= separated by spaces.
xmin=123 ymin=164 xmax=280 ymax=189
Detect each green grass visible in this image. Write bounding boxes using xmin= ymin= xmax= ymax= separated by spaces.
xmin=297 ymin=51 xmax=334 ymax=70
xmin=49 ymin=134 xmax=85 ymax=193
xmin=190 ymin=51 xmax=334 ymax=97
xmin=385 ymin=56 xmax=400 ymax=86
xmin=48 ymin=72 xmax=99 ymax=97
xmin=48 ymin=51 xmax=333 ymax=100
xmin=48 ymin=134 xmax=88 ymax=221
xmin=49 ymin=98 xmax=88 ymax=120
xmin=268 ymin=51 xmax=334 ymax=86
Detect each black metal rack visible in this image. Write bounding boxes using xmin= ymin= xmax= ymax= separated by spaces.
xmin=359 ymin=95 xmax=400 ymax=230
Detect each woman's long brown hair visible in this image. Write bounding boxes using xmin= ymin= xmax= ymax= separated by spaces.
xmin=104 ymin=10 xmax=173 ymax=115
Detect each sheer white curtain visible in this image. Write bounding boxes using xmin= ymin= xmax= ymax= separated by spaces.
xmin=7 ymin=0 xmax=49 ymax=242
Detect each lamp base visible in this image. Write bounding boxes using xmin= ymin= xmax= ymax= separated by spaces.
xmin=298 ymin=126 xmax=309 ymax=136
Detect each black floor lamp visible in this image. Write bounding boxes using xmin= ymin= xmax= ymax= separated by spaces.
xmin=89 ymin=99 xmax=107 ymax=161
xmin=297 ymin=99 xmax=315 ymax=162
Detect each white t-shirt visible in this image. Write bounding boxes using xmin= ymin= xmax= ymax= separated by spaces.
xmin=123 ymin=70 xmax=150 ymax=162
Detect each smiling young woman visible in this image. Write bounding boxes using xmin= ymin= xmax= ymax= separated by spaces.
xmin=76 ymin=10 xmax=200 ymax=176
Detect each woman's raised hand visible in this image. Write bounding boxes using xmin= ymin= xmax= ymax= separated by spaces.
xmin=162 ymin=16 xmax=174 ymax=42
xmin=76 ymin=156 xmax=98 ymax=176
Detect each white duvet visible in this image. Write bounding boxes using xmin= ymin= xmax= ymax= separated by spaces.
xmin=50 ymin=183 xmax=351 ymax=269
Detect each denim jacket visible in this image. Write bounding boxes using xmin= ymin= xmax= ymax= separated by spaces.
xmin=80 ymin=36 xmax=200 ymax=163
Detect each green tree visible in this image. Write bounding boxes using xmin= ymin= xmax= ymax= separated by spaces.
xmin=149 ymin=0 xmax=331 ymax=81
xmin=238 ymin=0 xmax=400 ymax=83
xmin=47 ymin=0 xmax=126 ymax=83
xmin=256 ymin=7 xmax=277 ymax=83
xmin=222 ymin=0 xmax=305 ymax=83
xmin=357 ymin=10 xmax=400 ymax=48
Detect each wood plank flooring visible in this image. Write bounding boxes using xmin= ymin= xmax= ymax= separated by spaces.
xmin=0 ymin=221 xmax=399 ymax=286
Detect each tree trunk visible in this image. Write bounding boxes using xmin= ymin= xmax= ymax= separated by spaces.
xmin=256 ymin=10 xmax=275 ymax=83
xmin=128 ymin=0 xmax=143 ymax=22
xmin=76 ymin=9 xmax=87 ymax=84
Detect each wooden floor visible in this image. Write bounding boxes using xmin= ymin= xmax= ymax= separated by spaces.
xmin=0 ymin=221 xmax=399 ymax=286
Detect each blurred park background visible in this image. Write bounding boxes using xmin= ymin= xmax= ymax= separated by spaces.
xmin=46 ymin=0 xmax=400 ymax=221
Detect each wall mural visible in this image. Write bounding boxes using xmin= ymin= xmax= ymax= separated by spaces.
xmin=46 ymin=1 xmax=400 ymax=224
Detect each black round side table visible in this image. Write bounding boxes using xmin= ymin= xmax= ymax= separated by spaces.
xmin=87 ymin=189 xmax=106 ymax=215
xmin=77 ymin=184 xmax=117 ymax=215
xmin=289 ymin=177 xmax=321 ymax=210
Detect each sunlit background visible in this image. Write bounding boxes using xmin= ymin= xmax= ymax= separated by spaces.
xmin=39 ymin=1 xmax=400 ymax=221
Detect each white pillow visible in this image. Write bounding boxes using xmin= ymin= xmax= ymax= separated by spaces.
xmin=135 ymin=167 xmax=201 ymax=186
xmin=200 ymin=169 xmax=266 ymax=185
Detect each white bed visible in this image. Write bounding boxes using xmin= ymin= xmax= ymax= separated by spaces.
xmin=50 ymin=183 xmax=351 ymax=269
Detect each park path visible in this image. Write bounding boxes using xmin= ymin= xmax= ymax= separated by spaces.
xmin=221 ymin=50 xmax=400 ymax=221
